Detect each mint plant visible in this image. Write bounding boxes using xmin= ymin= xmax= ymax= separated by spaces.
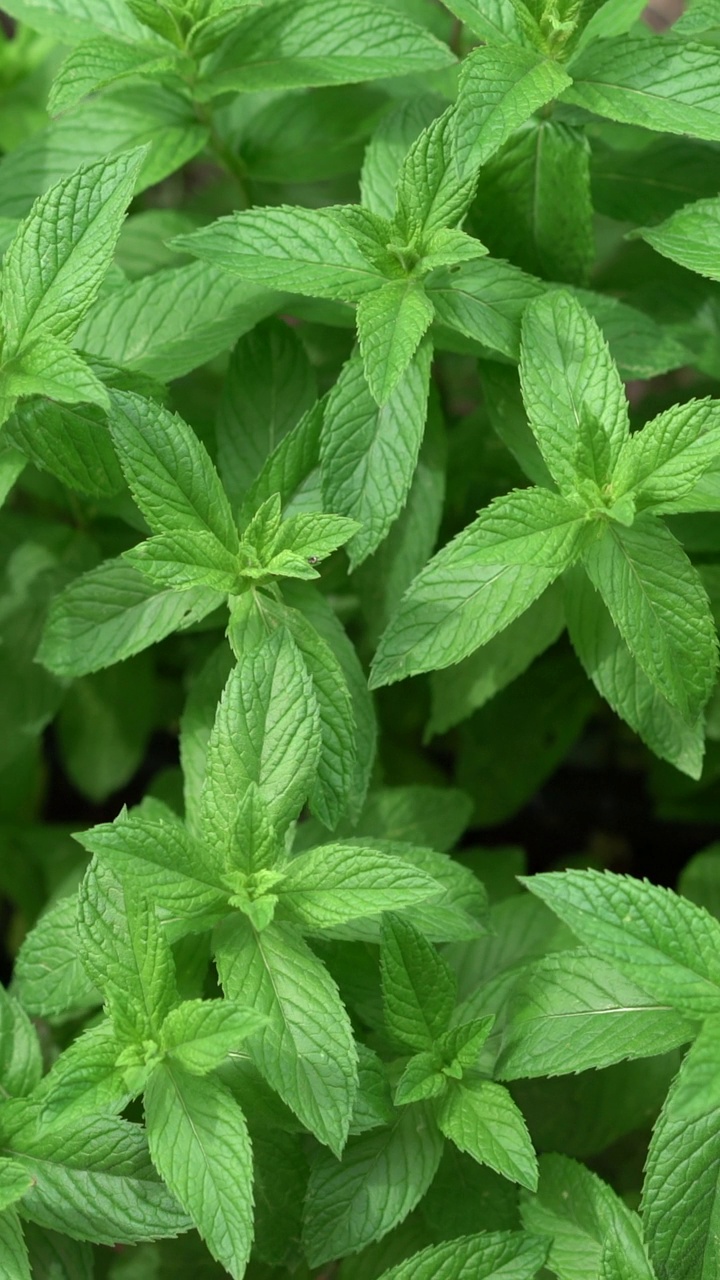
xmin=5 ymin=0 xmax=720 ymax=1277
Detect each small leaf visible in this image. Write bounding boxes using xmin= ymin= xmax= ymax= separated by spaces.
xmin=436 ymin=1078 xmax=538 ymax=1190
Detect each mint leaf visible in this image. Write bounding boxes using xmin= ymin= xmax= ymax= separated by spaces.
xmin=0 ymin=987 xmax=42 ymax=1098
xmin=4 ymin=397 xmax=123 ymax=498
xmin=520 ymin=291 xmax=629 ymax=495
xmin=637 ymin=195 xmax=720 ymax=282
xmin=160 ymin=998 xmax=267 ymax=1075
xmin=108 ymin=390 xmax=238 ymax=549
xmin=376 ymin=1231 xmax=550 ymax=1280
xmin=1 ymin=148 xmax=145 ymax=354
xmin=613 ymin=398 xmax=720 ymax=513
xmin=381 ymin=913 xmax=456 ymax=1050
xmin=0 ymin=1159 xmax=33 ymax=1213
xmin=497 ymin=950 xmax=697 ymax=1079
xmin=36 ymin=1022 xmax=127 ymax=1122
xmin=197 ymin=0 xmax=455 ymax=96
xmin=642 ymin=1017 xmax=720 ymax=1280
xmin=49 ymin=39 xmax=176 ymax=115
xmin=199 ymin=630 xmax=320 ymax=859
xmin=356 ymin=282 xmax=434 ymax=405
xmin=215 ymin=915 xmax=358 ymax=1154
xmin=521 ymin=1153 xmax=653 ymax=1280
xmin=565 ymin=564 xmax=706 ymax=779
xmin=564 ymin=38 xmax=720 ymax=141
xmin=458 ymin=45 xmax=572 ymax=172
xmin=38 ymin=558 xmax=221 ymax=677
xmin=302 ymin=1105 xmax=443 ymax=1265
xmin=436 ymin=1078 xmax=538 ymax=1190
xmin=276 ymin=843 xmax=441 ymax=929
xmin=13 ymin=896 xmax=99 ymax=1018
xmin=321 ymin=344 xmax=431 ymax=568
xmin=581 ymin=518 xmax=717 ymax=719
xmin=4 ymin=338 xmax=110 ymax=412
xmin=523 ymin=868 xmax=720 ymax=1016
xmin=124 ymin=531 xmax=240 ymax=594
xmin=0 ymin=1209 xmax=30 ymax=1280
xmin=145 ymin=1063 xmax=253 ymax=1278
xmin=174 ymin=205 xmax=387 ymax=302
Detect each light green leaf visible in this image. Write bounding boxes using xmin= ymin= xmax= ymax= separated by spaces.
xmin=13 ymin=895 xmax=99 ymax=1017
xmin=520 ymin=291 xmax=629 ymax=495
xmin=197 ymin=0 xmax=455 ymax=96
xmin=636 ymin=195 xmax=720 ymax=282
xmin=175 ymin=205 xmax=388 ymax=302
xmin=49 ymin=38 xmax=177 ymax=114
xmin=108 ymin=390 xmax=238 ymax=549
xmin=77 ymin=861 xmax=176 ymax=1041
xmin=614 ymin=398 xmax=720 ymax=512
xmin=376 ymin=1230 xmax=550 ymax=1280
xmin=436 ymin=1078 xmax=537 ymax=1190
xmin=429 ymin=258 xmax=542 ymax=361
xmin=216 ymin=318 xmax=316 ymax=508
xmin=8 ymin=1112 xmax=190 ymax=1244
xmin=357 ymin=282 xmax=434 ymax=405
xmin=1 ymin=148 xmax=145 ymax=354
xmin=0 ymin=1208 xmax=30 ymax=1280
xmin=0 ymin=1159 xmax=33 ymax=1213
xmin=302 ymin=1105 xmax=443 ymax=1265
xmin=523 ymin=868 xmax=720 ymax=1016
xmin=321 ymin=344 xmax=431 ymax=568
xmin=564 ymin=37 xmax=720 ymax=140
xmin=124 ymin=531 xmax=240 ymax=594
xmin=497 ymin=950 xmax=697 ymax=1079
xmin=38 ymin=557 xmax=221 ymax=677
xmin=5 ymin=339 xmax=110 ymax=412
xmin=428 ymin=583 xmax=565 ymax=736
xmin=76 ymin=260 xmax=280 ymax=382
xmin=361 ymin=95 xmax=444 ymax=220
xmin=145 ymin=1063 xmax=253 ymax=1278
xmin=457 ymin=44 xmax=572 ymax=172
xmin=0 ymin=986 xmax=42 ymax=1099
xmin=36 ymin=1021 xmax=127 ymax=1121
xmin=276 ymin=843 xmax=441 ymax=929
xmin=199 ymin=630 xmax=320 ymax=861
xmin=381 ymin=913 xmax=456 ymax=1050
xmin=0 ymin=0 xmax=147 ymax=42
xmin=215 ymin=916 xmax=358 ymax=1154
xmin=160 ymin=999 xmax=267 ymax=1075
xmin=521 ymin=1154 xmax=653 ymax=1280
xmin=564 ymin=565 xmax=705 ymax=779
xmin=581 ymin=517 xmax=718 ymax=719
xmin=4 ymin=397 xmax=123 ymax=498
xmin=643 ymin=1017 xmax=720 ymax=1279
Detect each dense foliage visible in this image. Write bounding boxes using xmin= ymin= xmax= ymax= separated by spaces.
xmin=4 ymin=0 xmax=720 ymax=1276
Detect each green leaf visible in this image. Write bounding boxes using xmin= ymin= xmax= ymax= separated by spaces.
xmin=497 ymin=950 xmax=697 ymax=1079
xmin=36 ymin=1021 xmax=127 ymax=1121
xmin=376 ymin=1230 xmax=550 ymax=1280
xmin=124 ymin=531 xmax=240 ymax=594
xmin=38 ymin=557 xmax=221 ymax=678
xmin=49 ymin=38 xmax=177 ymax=114
xmin=75 ymin=805 xmax=227 ymax=932
xmin=4 ymin=397 xmax=123 ymax=498
xmin=0 ymin=0 xmax=148 ymax=43
xmin=523 ymin=868 xmax=720 ymax=1016
xmin=456 ymin=45 xmax=572 ymax=172
xmin=0 ymin=1208 xmax=30 ymax=1280
xmin=8 ymin=1112 xmax=190 ymax=1245
xmin=216 ymin=318 xmax=316 ymax=508
xmin=160 ymin=998 xmax=267 ymax=1075
xmin=429 ymin=258 xmax=542 ymax=362
xmin=361 ymin=95 xmax=444 ymax=221
xmin=145 ymin=1063 xmax=253 ymax=1278
xmin=174 ymin=205 xmax=388 ymax=302
xmin=13 ymin=895 xmax=99 ymax=1017
xmin=77 ymin=861 xmax=177 ymax=1041
xmin=238 ymin=399 xmax=323 ymax=528
xmin=369 ymin=507 xmax=564 ymax=687
xmin=643 ymin=1017 xmax=720 ymax=1280
xmin=474 ymin=119 xmax=594 ymax=286
xmin=564 ymin=563 xmax=706 ymax=779
xmin=521 ymin=1153 xmax=653 ymax=1280
xmin=636 ymin=195 xmax=720 ymax=282
xmin=321 ymin=344 xmax=431 ymax=568
xmin=0 ymin=1159 xmax=33 ymax=1213
xmin=200 ymin=630 xmax=320 ymax=861
xmin=23 ymin=1226 xmax=93 ymax=1280
xmin=302 ymin=1104 xmax=443 ymax=1265
xmin=428 ymin=583 xmax=565 ymax=736
xmin=381 ymin=913 xmax=456 ymax=1050
xmin=215 ymin=915 xmax=357 ymax=1154
xmin=108 ymin=390 xmax=238 ymax=549
xmin=276 ymin=843 xmax=441 ymax=929
xmin=356 ymin=282 xmax=434 ymax=405
xmin=0 ymin=986 xmax=42 ymax=1098
xmin=197 ymin=0 xmax=455 ymax=96
xmin=0 ymin=148 xmax=145 ymax=354
xmin=394 ymin=1052 xmax=447 ymax=1105
xmin=436 ymin=1078 xmax=537 ymax=1190
xmin=581 ymin=517 xmax=718 ymax=719
xmin=564 ymin=37 xmax=720 ymax=141
xmin=519 ymin=291 xmax=629 ymax=495
xmin=5 ymin=339 xmax=110 ymax=412
xmin=614 ymin=398 xmax=720 ymax=513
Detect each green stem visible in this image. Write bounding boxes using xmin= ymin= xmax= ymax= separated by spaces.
xmin=194 ymin=98 xmax=252 ymax=209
